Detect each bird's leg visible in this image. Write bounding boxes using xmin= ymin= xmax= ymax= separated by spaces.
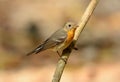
xmin=57 ymin=50 xmax=67 ymax=64
xmin=57 ymin=51 xmax=61 ymax=57
xmin=73 ymin=46 xmax=78 ymax=50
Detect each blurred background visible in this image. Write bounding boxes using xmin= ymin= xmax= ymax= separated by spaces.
xmin=0 ymin=0 xmax=120 ymax=82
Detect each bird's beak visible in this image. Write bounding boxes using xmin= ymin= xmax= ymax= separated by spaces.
xmin=74 ymin=25 xmax=79 ymax=29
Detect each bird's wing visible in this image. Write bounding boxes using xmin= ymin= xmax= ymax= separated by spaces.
xmin=26 ymin=29 xmax=67 ymax=55
xmin=42 ymin=28 xmax=67 ymax=50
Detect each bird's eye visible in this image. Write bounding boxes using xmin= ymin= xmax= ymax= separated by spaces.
xmin=68 ymin=24 xmax=71 ymax=27
xmin=65 ymin=22 xmax=74 ymax=29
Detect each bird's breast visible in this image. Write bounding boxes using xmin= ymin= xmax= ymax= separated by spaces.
xmin=65 ymin=28 xmax=76 ymax=43
xmin=53 ymin=28 xmax=76 ymax=51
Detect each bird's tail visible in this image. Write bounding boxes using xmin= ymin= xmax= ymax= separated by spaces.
xmin=26 ymin=44 xmax=44 ymax=56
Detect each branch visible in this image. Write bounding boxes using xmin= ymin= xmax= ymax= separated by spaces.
xmin=52 ymin=0 xmax=99 ymax=82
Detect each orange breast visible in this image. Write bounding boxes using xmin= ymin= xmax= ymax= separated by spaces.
xmin=53 ymin=28 xmax=76 ymax=51
xmin=65 ymin=28 xmax=76 ymax=44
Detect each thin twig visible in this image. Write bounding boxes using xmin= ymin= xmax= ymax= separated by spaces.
xmin=52 ymin=0 xmax=99 ymax=82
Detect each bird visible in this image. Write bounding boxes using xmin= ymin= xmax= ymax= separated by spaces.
xmin=26 ymin=22 xmax=78 ymax=56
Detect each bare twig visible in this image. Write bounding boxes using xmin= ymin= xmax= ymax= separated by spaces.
xmin=52 ymin=0 xmax=99 ymax=82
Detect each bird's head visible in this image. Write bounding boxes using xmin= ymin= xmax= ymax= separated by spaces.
xmin=64 ymin=22 xmax=78 ymax=31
